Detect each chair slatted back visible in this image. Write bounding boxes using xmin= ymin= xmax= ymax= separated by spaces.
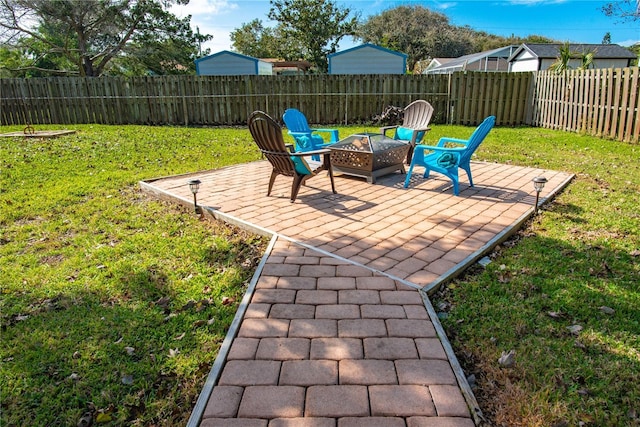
xmin=403 ymin=100 xmax=434 ymax=129
xmin=248 ymin=111 xmax=296 ymax=177
xmin=460 ymin=116 xmax=496 ymax=164
xmin=282 ymin=108 xmax=312 ymax=133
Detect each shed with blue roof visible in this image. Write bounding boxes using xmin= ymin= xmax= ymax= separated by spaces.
xmin=195 ymin=51 xmax=273 ymax=76
xmin=328 ymin=43 xmax=407 ymax=75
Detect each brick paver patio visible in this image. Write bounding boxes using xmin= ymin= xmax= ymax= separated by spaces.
xmin=140 ymin=160 xmax=573 ymax=426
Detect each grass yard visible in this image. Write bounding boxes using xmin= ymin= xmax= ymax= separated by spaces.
xmin=435 ymin=125 xmax=640 ymax=426
xmin=1 ymin=122 xmax=639 ymax=426
xmin=0 ymin=125 xmax=268 ymax=425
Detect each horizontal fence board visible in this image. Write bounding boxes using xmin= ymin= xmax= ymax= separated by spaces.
xmin=2 ymin=69 xmax=638 ymax=142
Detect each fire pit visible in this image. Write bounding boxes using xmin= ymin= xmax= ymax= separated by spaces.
xmin=329 ymin=133 xmax=410 ymax=184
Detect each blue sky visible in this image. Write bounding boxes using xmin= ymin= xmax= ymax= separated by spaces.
xmin=171 ymin=0 xmax=640 ymax=54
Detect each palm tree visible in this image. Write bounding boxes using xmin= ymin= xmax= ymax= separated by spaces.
xmin=577 ymin=49 xmax=596 ymax=70
xmin=549 ymin=42 xmax=574 ymax=74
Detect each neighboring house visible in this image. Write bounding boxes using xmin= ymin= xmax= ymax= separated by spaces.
xmin=423 ymin=46 xmax=518 ymax=74
xmin=195 ymin=51 xmax=273 ymax=76
xmin=422 ymin=58 xmax=455 ymax=73
xmin=261 ymin=59 xmax=313 ymax=75
xmin=328 ymin=43 xmax=407 ymax=75
xmin=508 ymin=43 xmax=636 ymax=72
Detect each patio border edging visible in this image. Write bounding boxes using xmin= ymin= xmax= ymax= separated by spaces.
xmin=422 ymin=172 xmax=575 ymax=295
xmin=420 ymin=289 xmax=485 ymax=425
xmin=186 ymin=233 xmax=279 ymax=427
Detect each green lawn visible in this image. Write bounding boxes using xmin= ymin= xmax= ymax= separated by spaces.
xmin=1 ymin=123 xmax=638 ymax=426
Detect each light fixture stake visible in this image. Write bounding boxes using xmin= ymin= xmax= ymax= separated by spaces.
xmin=532 ymin=176 xmax=547 ymax=213
xmin=188 ymin=179 xmax=202 ymax=214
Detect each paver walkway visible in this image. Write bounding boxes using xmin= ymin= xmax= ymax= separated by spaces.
xmin=140 ymin=160 xmax=573 ymax=427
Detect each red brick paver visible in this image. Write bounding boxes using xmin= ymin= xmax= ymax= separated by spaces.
xmin=140 ymin=160 xmax=572 ymax=426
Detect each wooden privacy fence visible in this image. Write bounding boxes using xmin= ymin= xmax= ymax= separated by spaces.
xmin=531 ymin=68 xmax=639 ymax=143
xmin=449 ymin=71 xmax=533 ymax=126
xmin=1 ymin=69 xmax=638 ymax=142
xmin=1 ymin=73 xmax=525 ymax=128
xmin=1 ymin=75 xmax=451 ymax=127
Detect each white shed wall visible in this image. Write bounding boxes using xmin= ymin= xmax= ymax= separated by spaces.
xmin=510 ymin=50 xmax=538 ymax=72
xmin=512 ymin=50 xmax=632 ymax=72
xmin=511 ymin=58 xmax=539 ymax=72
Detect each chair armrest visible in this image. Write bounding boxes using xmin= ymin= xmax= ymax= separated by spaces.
xmin=414 ymin=144 xmax=466 ymax=156
xmin=290 ymin=148 xmax=331 ymax=157
xmin=311 ymin=128 xmax=339 ymax=143
xmin=289 ymin=131 xmax=311 ymax=138
xmin=436 ymin=137 xmax=468 ymax=147
xmin=379 ymin=125 xmax=398 ymax=137
xmin=406 ymin=127 xmax=432 ymax=144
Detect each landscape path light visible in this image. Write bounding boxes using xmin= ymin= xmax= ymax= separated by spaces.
xmin=532 ymin=176 xmax=547 ymax=213
xmin=188 ymin=179 xmax=202 ymax=214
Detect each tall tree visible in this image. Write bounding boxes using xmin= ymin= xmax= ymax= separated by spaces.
xmin=602 ymin=0 xmax=640 ymax=21
xmin=0 ymin=0 xmax=210 ymax=77
xmin=358 ymin=5 xmax=468 ymax=72
xmin=267 ymin=0 xmax=358 ymax=72
xmin=358 ymin=5 xmax=561 ymax=72
xmin=231 ymin=19 xmax=278 ymax=58
xmin=230 ymin=19 xmax=302 ymax=61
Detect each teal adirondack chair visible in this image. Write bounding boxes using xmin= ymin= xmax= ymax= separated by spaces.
xmin=404 ymin=116 xmax=496 ymax=195
xmin=380 ymin=100 xmax=434 ymax=164
xmin=282 ymin=108 xmax=339 ymax=161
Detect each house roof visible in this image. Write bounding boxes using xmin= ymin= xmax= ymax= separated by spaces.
xmin=422 ymin=58 xmax=454 ymax=71
xmin=508 ymin=43 xmax=636 ymax=61
xmin=194 ymin=50 xmax=269 ymax=65
xmin=433 ymin=58 xmax=455 ymax=66
xmin=328 ymin=43 xmax=407 ymax=59
xmin=425 ymin=45 xmax=518 ymax=73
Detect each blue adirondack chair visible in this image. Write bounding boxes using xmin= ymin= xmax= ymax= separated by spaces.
xmin=404 ymin=116 xmax=496 ymax=195
xmin=282 ymin=108 xmax=339 ymax=161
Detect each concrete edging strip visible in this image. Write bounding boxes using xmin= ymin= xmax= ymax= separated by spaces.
xmin=186 ymin=233 xmax=279 ymax=427
xmin=420 ymin=289 xmax=485 ymax=425
xmin=422 ymin=172 xmax=575 ymax=295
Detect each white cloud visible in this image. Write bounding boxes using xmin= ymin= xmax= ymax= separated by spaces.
xmin=434 ymin=2 xmax=457 ymax=10
xmin=202 ymin=28 xmax=233 ymax=53
xmin=171 ymin=0 xmax=240 ymax=53
xmin=617 ymin=38 xmax=640 ymax=47
xmin=170 ymin=0 xmax=238 ymax=18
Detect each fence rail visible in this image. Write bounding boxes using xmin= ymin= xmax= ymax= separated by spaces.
xmin=1 ymin=69 xmax=638 ymax=142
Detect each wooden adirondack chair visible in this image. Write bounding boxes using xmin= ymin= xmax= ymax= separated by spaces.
xmin=248 ymin=111 xmax=336 ymax=202
xmin=282 ymin=108 xmax=339 ymax=161
xmin=404 ymin=116 xmax=496 ymax=195
xmin=380 ymin=100 xmax=434 ymax=164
